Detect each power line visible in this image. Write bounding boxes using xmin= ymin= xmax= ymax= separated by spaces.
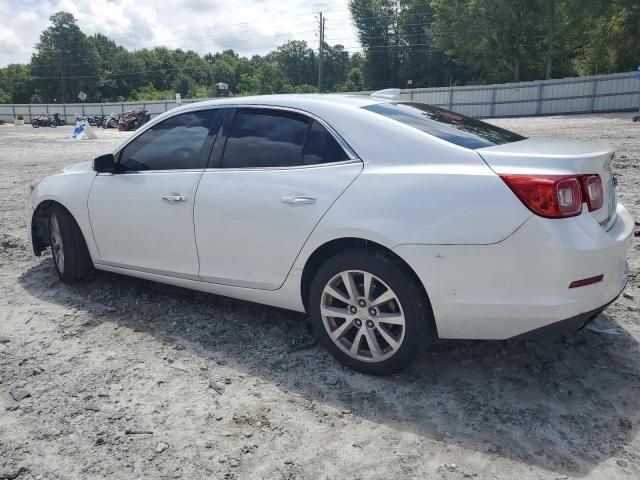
xmin=23 ymin=26 xmax=321 ymax=65
xmin=102 ymin=5 xmax=339 ymax=39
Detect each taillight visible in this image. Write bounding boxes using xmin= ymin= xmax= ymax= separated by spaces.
xmin=500 ymin=175 xmax=583 ymax=218
xmin=580 ymin=174 xmax=603 ymax=211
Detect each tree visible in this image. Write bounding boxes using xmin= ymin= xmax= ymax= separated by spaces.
xmin=0 ymin=88 xmax=11 ymax=103
xmin=349 ymin=0 xmax=402 ymax=89
xmin=349 ymin=0 xmax=454 ymax=88
xmin=323 ymin=44 xmax=350 ymax=90
xmin=430 ymin=0 xmax=546 ymax=83
xmin=0 ymin=64 xmax=33 ymax=103
xmin=4 ymin=4 xmax=638 ymax=104
xmin=30 ymin=12 xmax=100 ymax=102
xmin=274 ymin=40 xmax=316 ymax=86
xmin=572 ymin=0 xmax=640 ymax=75
xmin=88 ymin=33 xmax=127 ymax=101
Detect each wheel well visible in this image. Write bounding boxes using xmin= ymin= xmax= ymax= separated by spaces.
xmin=31 ymin=200 xmax=74 ymax=256
xmin=300 ymin=237 xmax=431 ymax=313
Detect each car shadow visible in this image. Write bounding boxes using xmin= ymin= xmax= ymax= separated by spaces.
xmin=17 ymin=259 xmax=640 ymax=476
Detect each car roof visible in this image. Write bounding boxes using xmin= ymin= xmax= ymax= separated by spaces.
xmin=174 ymin=93 xmax=386 ymax=113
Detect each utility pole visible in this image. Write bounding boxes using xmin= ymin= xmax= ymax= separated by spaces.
xmin=318 ymin=12 xmax=325 ymax=91
xmin=58 ymin=58 xmax=66 ymax=104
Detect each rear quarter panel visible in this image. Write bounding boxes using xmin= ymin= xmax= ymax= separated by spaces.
xmin=291 ymin=116 xmax=532 ymax=278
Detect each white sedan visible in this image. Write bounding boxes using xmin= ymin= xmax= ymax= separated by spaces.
xmin=26 ymin=93 xmax=634 ymax=375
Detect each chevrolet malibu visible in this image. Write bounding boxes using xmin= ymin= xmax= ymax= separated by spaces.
xmin=26 ymin=93 xmax=634 ymax=375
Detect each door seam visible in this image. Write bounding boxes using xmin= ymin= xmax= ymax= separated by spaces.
xmin=274 ymin=161 xmax=365 ymax=290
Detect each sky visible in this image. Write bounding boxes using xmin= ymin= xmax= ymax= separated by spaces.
xmin=0 ymin=0 xmax=360 ymax=67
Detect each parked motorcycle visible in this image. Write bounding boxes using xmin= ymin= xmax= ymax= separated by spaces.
xmin=102 ymin=112 xmax=120 ymax=129
xmin=87 ymin=114 xmax=104 ymax=127
xmin=118 ymin=107 xmax=150 ymax=131
xmin=31 ymin=114 xmax=57 ymax=128
xmin=52 ymin=113 xmax=66 ymax=126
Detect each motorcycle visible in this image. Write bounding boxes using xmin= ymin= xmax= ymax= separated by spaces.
xmin=118 ymin=107 xmax=151 ymax=131
xmin=52 ymin=113 xmax=66 ymax=126
xmin=87 ymin=114 xmax=104 ymax=127
xmin=102 ymin=112 xmax=120 ymax=129
xmin=31 ymin=114 xmax=57 ymax=128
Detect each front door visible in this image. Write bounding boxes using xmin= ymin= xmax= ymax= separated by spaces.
xmin=88 ymin=109 xmax=223 ymax=279
xmin=194 ymin=107 xmax=362 ymax=290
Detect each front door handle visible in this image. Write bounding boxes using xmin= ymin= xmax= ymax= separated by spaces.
xmin=282 ymin=195 xmax=316 ymax=205
xmin=161 ymin=195 xmax=187 ymax=202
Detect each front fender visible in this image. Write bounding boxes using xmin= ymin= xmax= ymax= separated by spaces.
xmin=28 ymin=168 xmax=99 ymax=261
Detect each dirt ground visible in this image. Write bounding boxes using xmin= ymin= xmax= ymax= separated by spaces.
xmin=0 ymin=114 xmax=639 ymax=480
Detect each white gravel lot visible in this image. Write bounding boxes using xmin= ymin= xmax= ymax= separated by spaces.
xmin=0 ymin=114 xmax=639 ymax=480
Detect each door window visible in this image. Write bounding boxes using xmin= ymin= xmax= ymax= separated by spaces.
xmin=222 ymin=109 xmax=309 ymax=168
xmin=119 ymin=109 xmax=221 ymax=171
xmin=303 ymin=120 xmax=349 ymax=165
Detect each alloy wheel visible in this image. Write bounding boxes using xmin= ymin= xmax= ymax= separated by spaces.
xmin=50 ymin=214 xmax=65 ymax=274
xmin=320 ymin=270 xmax=405 ymax=362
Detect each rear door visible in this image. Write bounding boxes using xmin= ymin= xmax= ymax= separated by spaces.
xmin=194 ymin=107 xmax=362 ymax=290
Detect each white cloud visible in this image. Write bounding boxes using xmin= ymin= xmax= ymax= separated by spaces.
xmin=0 ymin=0 xmax=359 ymax=66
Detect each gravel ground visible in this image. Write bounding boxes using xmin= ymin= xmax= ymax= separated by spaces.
xmin=0 ymin=114 xmax=639 ymax=480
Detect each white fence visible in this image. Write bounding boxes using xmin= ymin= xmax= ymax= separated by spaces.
xmin=397 ymin=71 xmax=640 ymax=118
xmin=1 ymin=71 xmax=638 ymax=123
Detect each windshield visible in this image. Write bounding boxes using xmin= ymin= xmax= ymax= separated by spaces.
xmin=363 ymin=102 xmax=526 ymax=149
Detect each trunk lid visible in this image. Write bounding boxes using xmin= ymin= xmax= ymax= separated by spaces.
xmin=477 ymin=138 xmax=617 ymax=230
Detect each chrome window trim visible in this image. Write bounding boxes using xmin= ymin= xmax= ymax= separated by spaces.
xmin=224 ymin=104 xmax=360 ymax=162
xmin=95 ymin=168 xmax=205 ymax=176
xmin=202 ymin=159 xmax=362 ymax=173
xmin=111 ymin=103 xmax=361 ymax=173
xmin=113 ymin=105 xmax=231 ymax=158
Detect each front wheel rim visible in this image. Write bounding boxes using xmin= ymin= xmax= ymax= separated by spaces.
xmin=320 ymin=270 xmax=406 ymax=363
xmin=50 ymin=214 xmax=64 ymax=274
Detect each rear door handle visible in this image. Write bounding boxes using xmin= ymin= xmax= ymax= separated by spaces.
xmin=161 ymin=195 xmax=187 ymax=202
xmin=281 ymin=195 xmax=316 ymax=205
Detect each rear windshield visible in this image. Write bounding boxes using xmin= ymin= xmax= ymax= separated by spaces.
xmin=363 ymin=102 xmax=525 ymax=149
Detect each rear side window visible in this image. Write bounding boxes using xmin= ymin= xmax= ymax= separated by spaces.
xmin=222 ymin=109 xmax=309 ymax=168
xmin=363 ymin=102 xmax=525 ymax=149
xmin=303 ymin=120 xmax=349 ymax=165
xmin=119 ymin=110 xmax=221 ymax=171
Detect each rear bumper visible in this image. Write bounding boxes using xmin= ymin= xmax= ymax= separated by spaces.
xmin=393 ymin=203 xmax=634 ymax=340
xmin=511 ymin=292 xmax=621 ymax=340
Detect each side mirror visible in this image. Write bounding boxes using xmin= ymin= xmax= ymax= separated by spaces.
xmin=93 ymin=153 xmax=116 ymax=173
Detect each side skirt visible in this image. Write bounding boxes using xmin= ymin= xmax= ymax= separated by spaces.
xmin=93 ymin=263 xmax=306 ymax=313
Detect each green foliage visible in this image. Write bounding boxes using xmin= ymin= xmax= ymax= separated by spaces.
xmin=572 ymin=0 xmax=640 ymax=75
xmin=429 ymin=0 xmax=640 ymax=82
xmin=0 ymin=64 xmax=32 ymax=103
xmin=128 ymin=84 xmax=174 ymax=101
xmin=30 ymin=12 xmax=100 ymax=102
xmin=430 ymin=0 xmax=543 ymax=82
xmin=0 ymin=5 xmax=638 ymax=104
xmin=274 ymin=40 xmax=316 ymax=86
xmin=0 ymin=87 xmax=11 ymax=103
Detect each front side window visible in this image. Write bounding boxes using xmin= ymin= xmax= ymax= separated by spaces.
xmin=363 ymin=102 xmax=525 ymax=149
xmin=222 ymin=109 xmax=309 ymax=168
xmin=119 ymin=110 xmax=221 ymax=171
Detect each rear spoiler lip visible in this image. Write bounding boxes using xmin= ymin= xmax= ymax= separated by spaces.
xmin=475 ymin=137 xmax=614 ymax=159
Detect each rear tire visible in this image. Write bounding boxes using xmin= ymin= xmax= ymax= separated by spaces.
xmin=49 ymin=205 xmax=94 ymax=283
xmin=309 ymin=248 xmax=434 ymax=375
